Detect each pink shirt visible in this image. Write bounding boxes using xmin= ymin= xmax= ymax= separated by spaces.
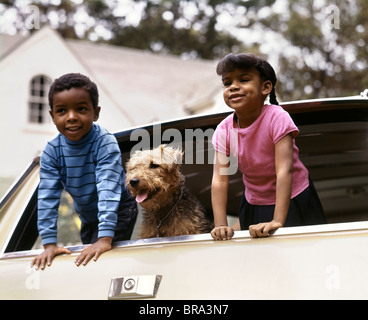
xmin=212 ymin=104 xmax=309 ymax=205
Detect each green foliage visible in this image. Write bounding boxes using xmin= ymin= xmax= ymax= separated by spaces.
xmin=1 ymin=0 xmax=367 ymax=99
xmin=107 ymin=0 xmax=248 ymax=59
xmin=57 ymin=191 xmax=81 ymax=246
xmin=275 ymin=0 xmax=368 ymax=100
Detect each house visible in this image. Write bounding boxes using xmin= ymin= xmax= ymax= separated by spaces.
xmin=0 ymin=26 xmax=228 ymax=194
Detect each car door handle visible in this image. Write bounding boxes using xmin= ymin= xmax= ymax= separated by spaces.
xmin=108 ymin=275 xmax=162 ymax=300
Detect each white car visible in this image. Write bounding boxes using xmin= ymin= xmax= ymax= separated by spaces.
xmin=1 ymin=94 xmax=368 ymax=300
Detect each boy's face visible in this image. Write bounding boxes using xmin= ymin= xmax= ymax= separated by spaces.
xmin=221 ymin=68 xmax=272 ymax=113
xmin=49 ymin=88 xmax=100 ymax=141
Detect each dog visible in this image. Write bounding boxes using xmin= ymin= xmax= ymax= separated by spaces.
xmin=125 ymin=145 xmax=213 ymax=238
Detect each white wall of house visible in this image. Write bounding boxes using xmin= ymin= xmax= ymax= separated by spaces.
xmin=0 ymin=26 xmax=227 ymax=197
xmin=0 ymin=27 xmax=133 ymax=183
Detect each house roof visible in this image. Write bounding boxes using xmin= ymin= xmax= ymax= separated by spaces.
xmin=1 ymin=28 xmax=222 ymax=126
xmin=0 ymin=32 xmax=26 ymax=59
xmin=66 ymin=39 xmax=221 ymax=124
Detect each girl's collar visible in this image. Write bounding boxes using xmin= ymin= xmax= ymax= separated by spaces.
xmin=233 ymin=113 xmax=240 ymax=128
xmin=233 ymin=104 xmax=270 ymax=129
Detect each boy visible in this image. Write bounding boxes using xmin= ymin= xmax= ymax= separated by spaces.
xmin=31 ymin=73 xmax=137 ymax=269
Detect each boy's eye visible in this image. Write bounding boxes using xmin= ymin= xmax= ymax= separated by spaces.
xmin=55 ymin=108 xmax=65 ymax=114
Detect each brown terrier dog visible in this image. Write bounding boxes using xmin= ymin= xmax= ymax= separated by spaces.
xmin=125 ymin=145 xmax=213 ymax=238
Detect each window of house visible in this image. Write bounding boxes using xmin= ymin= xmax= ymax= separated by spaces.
xmin=29 ymin=75 xmax=52 ymax=124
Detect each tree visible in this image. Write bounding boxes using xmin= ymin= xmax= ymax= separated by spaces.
xmin=108 ymin=0 xmax=276 ymax=59
xmin=1 ymin=0 xmax=273 ymax=59
xmin=261 ymin=0 xmax=368 ymax=100
xmin=1 ymin=0 xmax=367 ymax=99
xmin=0 ymin=0 xmax=80 ymax=38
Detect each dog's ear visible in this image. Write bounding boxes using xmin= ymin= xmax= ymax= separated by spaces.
xmin=129 ymin=149 xmax=143 ymax=160
xmin=175 ymin=149 xmax=184 ymax=164
xmin=159 ymin=145 xmax=183 ymax=165
xmin=168 ymin=147 xmax=183 ymax=165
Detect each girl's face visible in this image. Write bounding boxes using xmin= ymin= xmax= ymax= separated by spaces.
xmin=221 ymin=68 xmax=272 ymax=114
xmin=49 ymin=88 xmax=100 ymax=141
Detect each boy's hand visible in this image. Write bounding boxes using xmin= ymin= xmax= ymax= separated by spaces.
xmin=249 ymin=220 xmax=283 ymax=238
xmin=31 ymin=243 xmax=71 ymax=270
xmin=211 ymin=225 xmax=234 ymax=240
xmin=75 ymin=237 xmax=112 ymax=266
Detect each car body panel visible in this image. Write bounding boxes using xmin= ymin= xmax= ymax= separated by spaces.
xmin=1 ymin=94 xmax=368 ymax=299
xmin=1 ymin=222 xmax=368 ymax=300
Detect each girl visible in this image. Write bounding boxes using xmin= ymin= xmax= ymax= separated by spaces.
xmin=211 ymin=53 xmax=326 ymax=240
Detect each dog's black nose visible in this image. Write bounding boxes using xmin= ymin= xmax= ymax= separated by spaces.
xmin=129 ymin=178 xmax=140 ymax=188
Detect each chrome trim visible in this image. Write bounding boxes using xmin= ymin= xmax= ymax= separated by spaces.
xmin=114 ymin=95 xmax=368 ymax=136
xmin=282 ymin=94 xmax=367 ymax=106
xmin=0 ymin=160 xmax=40 ymax=255
xmin=0 ymin=158 xmax=39 ymax=209
xmin=0 ymin=189 xmax=37 ymax=256
xmin=361 ymin=89 xmax=368 ymax=97
xmin=2 ymin=220 xmax=368 ymax=260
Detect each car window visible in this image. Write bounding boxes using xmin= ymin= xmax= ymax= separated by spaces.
xmin=32 ymin=191 xmax=82 ymax=249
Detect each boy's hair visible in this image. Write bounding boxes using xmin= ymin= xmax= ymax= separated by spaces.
xmin=48 ymin=73 xmax=99 ymax=109
xmin=216 ymin=53 xmax=279 ymax=105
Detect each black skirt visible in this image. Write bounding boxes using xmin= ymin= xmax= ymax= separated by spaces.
xmin=238 ymin=177 xmax=327 ymax=230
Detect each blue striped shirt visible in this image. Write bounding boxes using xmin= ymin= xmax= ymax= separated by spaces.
xmin=38 ymin=123 xmax=128 ymax=245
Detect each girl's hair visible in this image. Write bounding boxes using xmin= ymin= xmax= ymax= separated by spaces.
xmin=48 ymin=73 xmax=99 ymax=110
xmin=216 ymin=53 xmax=279 ymax=105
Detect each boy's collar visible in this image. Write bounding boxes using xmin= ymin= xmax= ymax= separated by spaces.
xmin=63 ymin=123 xmax=97 ymax=145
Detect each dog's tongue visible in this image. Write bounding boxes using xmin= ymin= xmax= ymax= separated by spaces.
xmin=136 ymin=190 xmax=149 ymax=203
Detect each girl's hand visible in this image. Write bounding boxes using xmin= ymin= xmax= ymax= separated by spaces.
xmin=249 ymin=220 xmax=283 ymax=238
xmin=211 ymin=225 xmax=234 ymax=240
xmin=75 ymin=236 xmax=112 ymax=266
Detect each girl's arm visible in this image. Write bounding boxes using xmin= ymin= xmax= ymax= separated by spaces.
xmin=249 ymin=134 xmax=293 ymax=237
xmin=273 ymin=133 xmax=293 ymax=225
xmin=211 ymin=151 xmax=234 ymax=240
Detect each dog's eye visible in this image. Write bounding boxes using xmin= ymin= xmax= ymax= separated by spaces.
xmin=150 ymin=163 xmax=160 ymax=169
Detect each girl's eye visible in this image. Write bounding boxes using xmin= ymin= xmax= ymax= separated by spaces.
xmin=150 ymin=163 xmax=160 ymax=169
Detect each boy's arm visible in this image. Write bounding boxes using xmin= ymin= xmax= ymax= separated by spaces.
xmin=211 ymin=151 xmax=234 ymax=240
xmin=74 ymin=237 xmax=112 ymax=266
xmin=31 ymin=146 xmax=71 ymax=269
xmin=37 ymin=148 xmax=63 ymax=245
xmin=74 ymin=135 xmax=124 ymax=266
xmin=94 ymin=136 xmax=124 ymax=240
